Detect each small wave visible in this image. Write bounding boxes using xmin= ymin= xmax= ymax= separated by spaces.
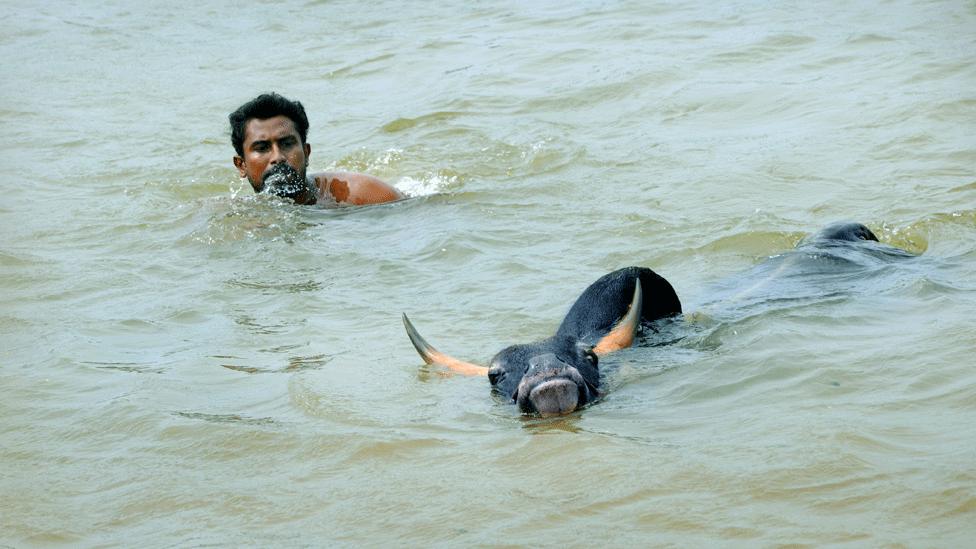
xmin=183 ymin=194 xmax=311 ymax=245
xmin=878 ymin=209 xmax=976 ymax=255
xmin=325 ymin=147 xmax=405 ymax=174
xmin=381 ymin=112 xmax=465 ymax=133
xmin=325 ymin=147 xmax=465 ymax=197
xmin=396 ymin=173 xmax=460 ymax=197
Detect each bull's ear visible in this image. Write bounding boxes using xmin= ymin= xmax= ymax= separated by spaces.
xmin=592 ymin=278 xmax=642 ymax=355
xmin=402 ymin=314 xmax=489 ymax=377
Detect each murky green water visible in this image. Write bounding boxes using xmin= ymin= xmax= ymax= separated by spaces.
xmin=2 ymin=0 xmax=975 ymax=546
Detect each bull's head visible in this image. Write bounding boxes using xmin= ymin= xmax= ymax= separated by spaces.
xmin=402 ymin=280 xmax=642 ymax=416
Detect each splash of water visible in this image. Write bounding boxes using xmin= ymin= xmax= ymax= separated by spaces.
xmin=262 ymin=163 xmax=309 ymax=201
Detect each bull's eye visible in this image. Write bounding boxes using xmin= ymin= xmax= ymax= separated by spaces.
xmin=488 ymin=369 xmax=502 ymax=385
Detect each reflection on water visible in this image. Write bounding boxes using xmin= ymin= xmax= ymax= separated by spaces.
xmin=173 ymin=411 xmax=278 ymax=427
xmin=84 ymin=362 xmax=167 ymax=375
xmin=233 ymin=314 xmax=298 ymax=335
xmin=226 ymin=277 xmax=324 ymax=294
xmin=519 ymin=413 xmax=583 ymax=433
xmin=284 ymin=354 xmax=332 ymax=372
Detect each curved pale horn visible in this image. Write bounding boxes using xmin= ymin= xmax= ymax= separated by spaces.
xmin=401 ymin=313 xmax=489 ymax=377
xmin=592 ymin=278 xmax=643 ymax=355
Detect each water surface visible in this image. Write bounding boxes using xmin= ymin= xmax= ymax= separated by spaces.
xmin=2 ymin=0 xmax=975 ymax=545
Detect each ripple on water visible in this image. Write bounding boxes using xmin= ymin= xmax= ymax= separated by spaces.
xmin=225 ymin=276 xmax=324 ymax=294
xmin=4 ymin=1 xmax=976 ymax=545
xmin=182 ymin=195 xmax=314 ymax=245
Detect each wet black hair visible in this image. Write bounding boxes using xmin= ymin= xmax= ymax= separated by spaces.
xmin=229 ymin=92 xmax=310 ymax=156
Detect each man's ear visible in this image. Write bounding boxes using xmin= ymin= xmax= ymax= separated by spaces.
xmin=233 ymin=156 xmax=246 ymax=178
xmin=304 ymin=143 xmax=311 ymax=160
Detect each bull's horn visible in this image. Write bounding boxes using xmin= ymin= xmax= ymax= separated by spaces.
xmin=592 ymin=278 xmax=643 ymax=355
xmin=401 ymin=314 xmax=489 ymax=377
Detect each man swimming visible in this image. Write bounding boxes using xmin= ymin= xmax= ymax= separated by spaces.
xmin=229 ymin=93 xmax=404 ymax=206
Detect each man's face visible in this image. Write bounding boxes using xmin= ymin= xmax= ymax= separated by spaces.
xmin=233 ymin=115 xmax=311 ymax=194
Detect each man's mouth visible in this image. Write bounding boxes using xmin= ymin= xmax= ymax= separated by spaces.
xmin=261 ymin=164 xmax=306 ymax=200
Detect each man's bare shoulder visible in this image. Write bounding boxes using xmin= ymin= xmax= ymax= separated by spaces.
xmin=310 ymin=171 xmax=405 ymax=206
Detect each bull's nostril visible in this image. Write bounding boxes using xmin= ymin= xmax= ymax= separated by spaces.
xmin=527 ymin=379 xmax=579 ymax=416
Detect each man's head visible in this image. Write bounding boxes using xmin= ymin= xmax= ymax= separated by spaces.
xmin=229 ymin=93 xmax=315 ymax=202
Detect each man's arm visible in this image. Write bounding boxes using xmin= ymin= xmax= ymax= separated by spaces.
xmin=311 ymin=171 xmax=405 ymax=206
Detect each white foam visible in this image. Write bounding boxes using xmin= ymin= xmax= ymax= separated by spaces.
xmin=395 ymin=173 xmax=457 ymax=197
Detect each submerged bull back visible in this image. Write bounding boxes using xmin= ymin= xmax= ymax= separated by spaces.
xmin=697 ymin=222 xmax=915 ymax=319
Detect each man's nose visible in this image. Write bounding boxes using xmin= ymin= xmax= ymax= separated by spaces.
xmin=269 ymin=144 xmax=287 ymax=163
